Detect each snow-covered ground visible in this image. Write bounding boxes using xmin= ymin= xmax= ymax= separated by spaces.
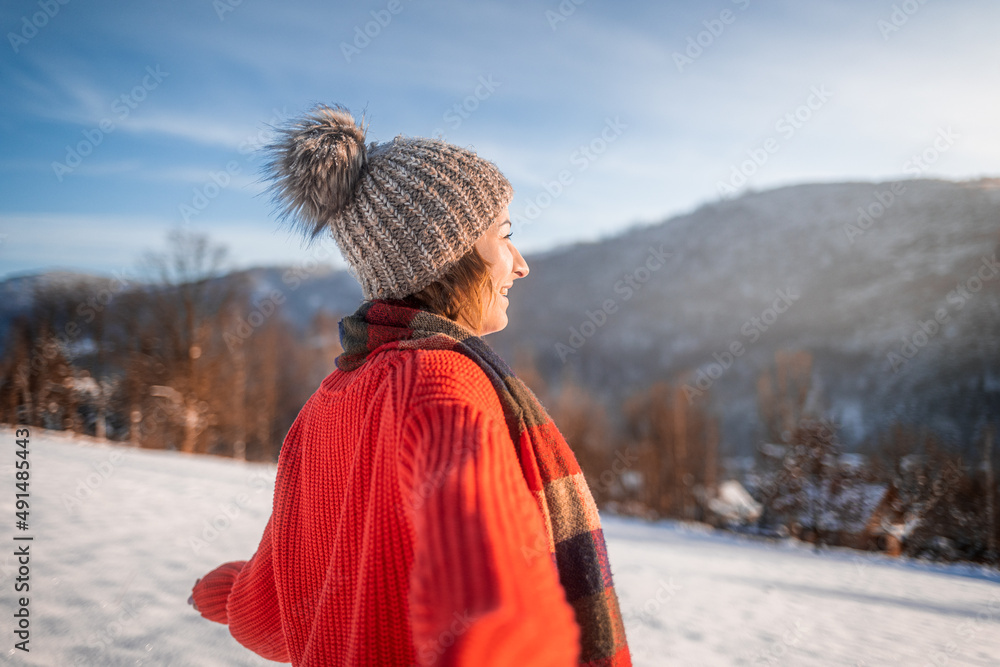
xmin=1 ymin=426 xmax=999 ymax=666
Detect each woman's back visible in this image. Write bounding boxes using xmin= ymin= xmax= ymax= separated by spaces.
xmin=194 ymin=344 xmax=581 ymax=665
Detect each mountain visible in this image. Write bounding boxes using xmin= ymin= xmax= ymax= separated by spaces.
xmin=227 ymin=264 xmax=364 ymax=331
xmin=489 ymin=178 xmax=1000 ymax=453
xmin=3 ymin=178 xmax=998 ymax=455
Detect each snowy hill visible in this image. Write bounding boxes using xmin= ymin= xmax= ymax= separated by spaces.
xmin=2 ymin=426 xmax=999 ymax=666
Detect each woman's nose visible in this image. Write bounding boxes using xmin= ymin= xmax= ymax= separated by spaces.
xmin=513 ymin=247 xmax=529 ymax=279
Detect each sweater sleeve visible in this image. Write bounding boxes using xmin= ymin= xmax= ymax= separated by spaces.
xmin=400 ymin=362 xmax=581 ymax=666
xmin=190 ymin=514 xmax=291 ymax=663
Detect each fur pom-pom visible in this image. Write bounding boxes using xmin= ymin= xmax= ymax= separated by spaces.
xmin=261 ymin=104 xmax=369 ymax=240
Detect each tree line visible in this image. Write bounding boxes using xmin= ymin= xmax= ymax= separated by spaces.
xmin=1 ymin=231 xmax=996 ymax=566
xmin=0 ymin=230 xmax=333 ymax=460
xmin=521 ymin=349 xmax=998 ymax=567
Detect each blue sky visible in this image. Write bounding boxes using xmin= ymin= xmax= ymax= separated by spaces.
xmin=1 ymin=0 xmax=998 ymax=280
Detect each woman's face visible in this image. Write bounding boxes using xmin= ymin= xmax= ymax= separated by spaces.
xmin=467 ymin=204 xmax=529 ymax=336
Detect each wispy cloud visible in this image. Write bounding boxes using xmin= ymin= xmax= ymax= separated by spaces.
xmin=115 ymin=113 xmax=259 ymax=150
xmin=2 ymin=0 xmax=999 ymax=279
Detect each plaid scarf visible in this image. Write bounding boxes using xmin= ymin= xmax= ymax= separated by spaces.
xmin=336 ymin=299 xmax=631 ymax=667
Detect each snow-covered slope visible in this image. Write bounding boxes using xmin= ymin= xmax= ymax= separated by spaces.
xmin=1 ymin=426 xmax=998 ymax=666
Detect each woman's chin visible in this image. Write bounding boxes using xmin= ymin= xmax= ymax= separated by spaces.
xmin=481 ymin=311 xmax=508 ymax=336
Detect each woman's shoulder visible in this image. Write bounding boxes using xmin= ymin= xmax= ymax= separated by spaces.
xmin=390 ymin=347 xmax=503 ymax=415
xmin=318 ymin=346 xmax=503 ymax=417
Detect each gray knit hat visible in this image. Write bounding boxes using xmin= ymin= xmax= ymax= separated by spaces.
xmin=261 ymin=103 xmax=514 ymax=300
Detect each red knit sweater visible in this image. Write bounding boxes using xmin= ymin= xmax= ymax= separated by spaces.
xmin=192 ymin=345 xmax=582 ymax=665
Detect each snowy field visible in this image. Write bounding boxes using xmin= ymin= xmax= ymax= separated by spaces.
xmin=1 ymin=426 xmax=999 ymax=666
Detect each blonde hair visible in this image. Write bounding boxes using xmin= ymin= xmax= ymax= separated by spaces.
xmin=401 ymin=245 xmax=495 ymax=334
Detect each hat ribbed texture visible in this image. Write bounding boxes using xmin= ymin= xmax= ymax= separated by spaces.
xmin=261 ymin=104 xmax=513 ymax=300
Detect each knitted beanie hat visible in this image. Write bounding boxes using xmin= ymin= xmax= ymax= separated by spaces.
xmin=261 ymin=104 xmax=514 ymax=300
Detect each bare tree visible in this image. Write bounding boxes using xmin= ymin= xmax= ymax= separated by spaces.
xmin=983 ymin=425 xmax=998 ymax=564
xmin=0 ymin=285 xmax=78 ymax=430
xmin=549 ymin=367 xmax=612 ymax=504
xmin=622 ymin=375 xmax=719 ymax=519
xmin=138 ymin=228 xmax=243 ymax=453
xmin=756 ymin=350 xmax=815 ymax=447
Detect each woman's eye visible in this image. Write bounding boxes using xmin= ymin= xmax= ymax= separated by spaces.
xmin=504 ymin=232 xmax=513 ymax=240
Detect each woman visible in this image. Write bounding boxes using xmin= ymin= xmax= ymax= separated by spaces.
xmin=188 ymin=104 xmax=632 ymax=666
